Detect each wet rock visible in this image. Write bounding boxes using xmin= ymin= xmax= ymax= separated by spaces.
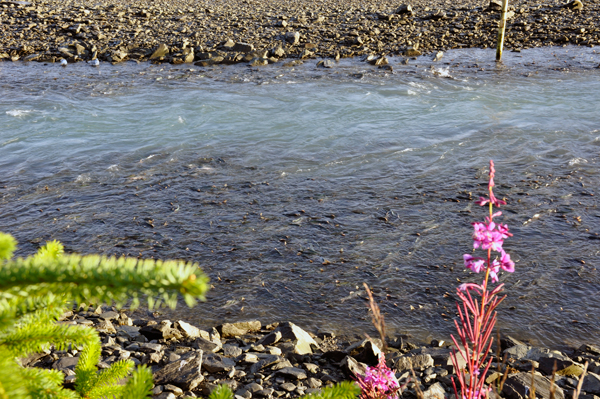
xmin=150 ymin=43 xmax=169 ymax=59
xmin=184 ymin=49 xmax=194 ymax=63
xmin=23 ymin=53 xmax=41 ymax=62
xmin=503 ymin=372 xmax=564 ymax=399
xmin=109 ymin=50 xmax=127 ymax=63
xmin=404 ymin=47 xmax=422 ymax=57
xmin=153 ymin=352 xmax=204 ymax=391
xmin=219 ymin=321 xmax=261 ymax=338
xmin=249 ymin=58 xmax=269 ymax=66
xmin=375 ymin=56 xmax=389 ymax=67
xmin=433 ymin=51 xmax=444 ymax=62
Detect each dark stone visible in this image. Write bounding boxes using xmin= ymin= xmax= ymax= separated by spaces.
xmin=139 ymin=325 xmax=163 ymax=341
xmin=347 ymin=338 xmax=382 ymax=366
xmin=203 ymin=353 xmax=235 ymax=373
xmin=232 ymin=43 xmax=254 ymax=53
xmin=52 ymin=356 xmax=79 ymax=371
xmin=249 ymin=354 xmax=281 ymax=374
xmin=153 ymin=352 xmax=204 ymax=391
xmin=582 ymin=372 xmax=600 ymax=395
xmin=538 ymin=357 xmax=575 ymax=375
xmin=501 ymin=336 xmax=526 ymax=351
xmin=396 ymin=4 xmax=413 ymax=15
xmin=503 ymin=372 xmax=564 ymax=399
xmin=340 ymin=356 xmax=367 ymax=378
xmin=321 ymin=350 xmax=347 ymax=363
xmin=193 ymin=337 xmax=220 ymax=353
xmin=577 ymin=344 xmax=600 ymax=356
xmin=275 ymin=367 xmax=307 ymax=380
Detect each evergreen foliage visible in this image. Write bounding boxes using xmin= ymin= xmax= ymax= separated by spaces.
xmin=0 ymin=232 xmax=208 ymax=399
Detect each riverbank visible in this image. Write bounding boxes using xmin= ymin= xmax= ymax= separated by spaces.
xmin=34 ymin=306 xmax=600 ymax=399
xmin=0 ymin=0 xmax=598 ymax=65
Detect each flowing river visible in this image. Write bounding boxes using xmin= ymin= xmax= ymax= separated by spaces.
xmin=2 ymin=46 xmax=600 ymax=349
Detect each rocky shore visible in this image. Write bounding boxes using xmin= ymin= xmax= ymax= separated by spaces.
xmin=25 ymin=305 xmax=600 ymax=399
xmin=0 ymin=0 xmax=598 ymax=66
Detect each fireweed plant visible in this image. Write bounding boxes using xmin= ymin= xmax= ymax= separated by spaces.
xmin=355 ymin=284 xmax=407 ymax=399
xmin=450 ymin=160 xmax=515 ymax=399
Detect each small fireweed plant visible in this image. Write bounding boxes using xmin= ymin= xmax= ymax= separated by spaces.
xmin=355 ymin=354 xmax=403 ymax=399
xmin=356 ymin=284 xmax=408 ymax=399
xmin=450 ymin=160 xmax=516 ymax=399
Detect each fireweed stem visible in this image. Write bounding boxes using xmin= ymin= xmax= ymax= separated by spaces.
xmin=451 ymin=161 xmax=515 ymax=399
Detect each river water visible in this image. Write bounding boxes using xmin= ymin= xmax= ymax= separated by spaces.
xmin=2 ymin=46 xmax=600 ymax=349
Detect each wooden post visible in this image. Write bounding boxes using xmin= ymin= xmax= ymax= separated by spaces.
xmin=495 ymin=0 xmax=509 ymax=62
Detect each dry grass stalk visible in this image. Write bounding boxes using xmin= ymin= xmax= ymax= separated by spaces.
xmin=363 ymin=283 xmax=387 ymax=352
xmin=410 ymin=366 xmax=425 ymax=399
xmin=529 ymin=365 xmax=537 ymax=399
xmin=549 ymin=361 xmax=558 ymax=399
xmin=573 ymin=361 xmax=589 ymax=399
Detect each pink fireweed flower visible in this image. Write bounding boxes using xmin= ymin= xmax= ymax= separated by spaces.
xmin=356 ymin=354 xmax=401 ymax=399
xmin=488 ymin=263 xmax=500 ymax=283
xmin=496 ymin=223 xmax=512 ymax=239
xmin=499 ymin=251 xmax=515 ymax=273
xmin=464 ymin=254 xmax=485 ymax=273
xmin=472 ymin=222 xmax=504 ymax=252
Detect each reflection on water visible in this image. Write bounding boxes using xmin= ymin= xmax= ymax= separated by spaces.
xmin=1 ymin=46 xmax=600 ymax=349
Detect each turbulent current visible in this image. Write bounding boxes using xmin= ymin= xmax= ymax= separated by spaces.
xmin=2 ymin=46 xmax=600 ymax=349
